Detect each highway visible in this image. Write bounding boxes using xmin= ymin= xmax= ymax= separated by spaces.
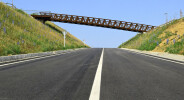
xmin=0 ymin=48 xmax=184 ymax=100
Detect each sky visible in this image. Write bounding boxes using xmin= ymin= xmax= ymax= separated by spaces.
xmin=2 ymin=0 xmax=184 ymax=48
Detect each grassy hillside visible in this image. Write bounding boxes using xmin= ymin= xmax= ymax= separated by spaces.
xmin=119 ymin=18 xmax=184 ymax=55
xmin=0 ymin=2 xmax=88 ymax=56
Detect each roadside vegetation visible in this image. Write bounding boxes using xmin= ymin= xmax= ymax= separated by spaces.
xmin=119 ymin=17 xmax=184 ymax=55
xmin=0 ymin=2 xmax=88 ymax=56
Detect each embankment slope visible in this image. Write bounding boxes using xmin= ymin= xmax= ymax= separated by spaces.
xmin=119 ymin=18 xmax=184 ymax=55
xmin=0 ymin=2 xmax=88 ymax=56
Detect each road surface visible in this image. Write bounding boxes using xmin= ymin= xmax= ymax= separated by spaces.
xmin=0 ymin=48 xmax=184 ymax=100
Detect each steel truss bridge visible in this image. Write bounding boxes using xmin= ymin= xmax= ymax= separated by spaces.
xmin=32 ymin=12 xmax=156 ymax=33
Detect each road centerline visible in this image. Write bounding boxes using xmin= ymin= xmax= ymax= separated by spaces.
xmin=89 ymin=48 xmax=104 ymax=100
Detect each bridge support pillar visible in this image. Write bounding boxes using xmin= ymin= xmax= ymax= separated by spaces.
xmin=37 ymin=19 xmax=46 ymax=24
xmin=143 ymin=32 xmax=146 ymax=34
xmin=31 ymin=15 xmax=52 ymax=24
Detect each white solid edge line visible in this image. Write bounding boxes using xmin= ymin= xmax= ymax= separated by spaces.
xmin=0 ymin=53 xmax=67 ymax=67
xmin=123 ymin=49 xmax=184 ymax=65
xmin=0 ymin=49 xmax=83 ymax=67
xmin=89 ymin=48 xmax=104 ymax=100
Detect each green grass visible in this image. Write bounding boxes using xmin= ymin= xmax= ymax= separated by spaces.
xmin=118 ymin=17 xmax=184 ymax=55
xmin=165 ymin=41 xmax=183 ymax=54
xmin=118 ymin=34 xmax=142 ymax=48
xmin=164 ymin=31 xmax=173 ymax=39
xmin=118 ymin=19 xmax=180 ymax=51
xmin=137 ymin=26 xmax=167 ymax=51
xmin=0 ymin=2 xmax=88 ymax=56
xmin=165 ymin=37 xmax=184 ymax=54
xmin=15 ymin=9 xmax=28 ymax=16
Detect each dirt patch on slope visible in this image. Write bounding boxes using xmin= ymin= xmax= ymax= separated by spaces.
xmin=153 ymin=19 xmax=184 ymax=52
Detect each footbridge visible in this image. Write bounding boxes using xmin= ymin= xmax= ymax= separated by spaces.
xmin=32 ymin=12 xmax=156 ymax=33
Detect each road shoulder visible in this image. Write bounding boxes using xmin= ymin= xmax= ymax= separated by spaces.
xmin=0 ymin=48 xmax=87 ymax=63
xmin=120 ymin=48 xmax=184 ymax=63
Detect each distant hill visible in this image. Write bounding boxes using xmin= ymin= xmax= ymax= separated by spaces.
xmin=119 ymin=17 xmax=184 ymax=55
xmin=0 ymin=2 xmax=89 ymax=56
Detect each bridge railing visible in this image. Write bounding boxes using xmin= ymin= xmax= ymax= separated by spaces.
xmin=34 ymin=12 xmax=156 ymax=32
xmin=40 ymin=12 xmax=52 ymax=15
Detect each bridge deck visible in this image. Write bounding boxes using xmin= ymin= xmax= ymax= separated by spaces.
xmin=31 ymin=12 xmax=156 ymax=33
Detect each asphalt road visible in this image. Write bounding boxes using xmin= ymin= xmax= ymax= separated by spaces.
xmin=0 ymin=48 xmax=184 ymax=100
